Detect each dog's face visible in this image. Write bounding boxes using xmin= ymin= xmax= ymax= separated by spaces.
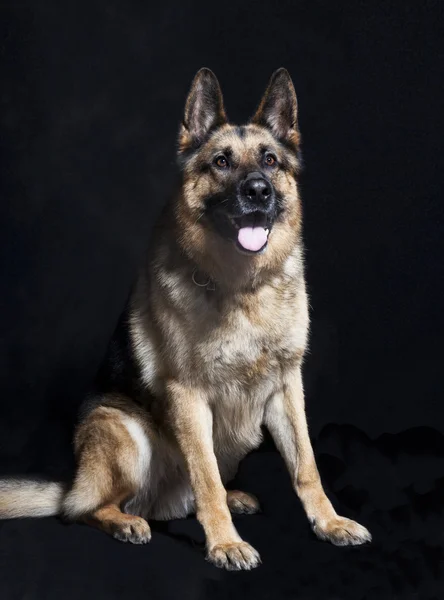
xmin=176 ymin=68 xmax=302 ymax=278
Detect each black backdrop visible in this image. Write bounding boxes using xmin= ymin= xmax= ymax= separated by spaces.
xmin=1 ymin=1 xmax=444 ymax=598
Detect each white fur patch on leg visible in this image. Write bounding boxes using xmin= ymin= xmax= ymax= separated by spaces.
xmin=121 ymin=416 xmax=151 ymax=483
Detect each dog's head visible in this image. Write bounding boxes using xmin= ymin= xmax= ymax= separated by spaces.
xmin=176 ymin=68 xmax=303 ymax=282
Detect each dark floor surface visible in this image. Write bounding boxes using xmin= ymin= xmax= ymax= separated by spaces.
xmin=1 ymin=425 xmax=443 ymax=600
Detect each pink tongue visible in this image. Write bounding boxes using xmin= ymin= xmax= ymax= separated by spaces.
xmin=238 ymin=227 xmax=268 ymax=252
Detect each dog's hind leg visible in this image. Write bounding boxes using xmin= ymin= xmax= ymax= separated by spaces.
xmin=86 ymin=503 xmax=151 ymax=544
xmin=227 ymin=490 xmax=261 ymax=515
xmin=63 ymin=401 xmax=152 ymax=544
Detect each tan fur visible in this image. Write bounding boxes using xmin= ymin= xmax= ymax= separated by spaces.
xmin=0 ymin=68 xmax=370 ymax=570
xmin=63 ymin=405 xmax=143 ymax=519
xmin=86 ymin=504 xmax=151 ymax=544
xmin=227 ymin=490 xmax=260 ymax=514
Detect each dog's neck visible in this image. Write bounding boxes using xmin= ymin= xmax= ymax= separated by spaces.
xmin=173 ymin=232 xmax=303 ymax=296
xmin=154 ymin=203 xmax=303 ymax=295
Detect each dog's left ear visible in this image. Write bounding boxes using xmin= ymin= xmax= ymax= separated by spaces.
xmin=179 ymin=68 xmax=227 ymax=153
xmin=252 ymin=68 xmax=300 ymax=149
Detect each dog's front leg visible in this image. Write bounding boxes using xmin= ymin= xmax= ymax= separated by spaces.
xmin=167 ymin=380 xmax=261 ymax=570
xmin=264 ymin=364 xmax=371 ymax=546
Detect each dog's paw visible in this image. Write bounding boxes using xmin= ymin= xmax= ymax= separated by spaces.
xmin=312 ymin=515 xmax=371 ymax=547
xmin=111 ymin=516 xmax=152 ymax=545
xmin=227 ymin=490 xmax=261 ymax=515
xmin=207 ymin=541 xmax=261 ymax=570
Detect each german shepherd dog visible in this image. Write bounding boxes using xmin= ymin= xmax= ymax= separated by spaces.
xmin=0 ymin=68 xmax=371 ymax=570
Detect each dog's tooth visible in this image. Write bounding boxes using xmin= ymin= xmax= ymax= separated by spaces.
xmin=265 ymin=229 xmax=269 ymax=236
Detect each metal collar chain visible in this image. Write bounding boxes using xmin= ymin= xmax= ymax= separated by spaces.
xmin=192 ymin=269 xmax=216 ymax=291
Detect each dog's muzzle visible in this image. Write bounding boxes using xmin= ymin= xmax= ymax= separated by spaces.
xmin=235 ymin=172 xmax=276 ymax=252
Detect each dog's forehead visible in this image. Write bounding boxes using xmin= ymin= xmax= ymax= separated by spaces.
xmin=207 ymin=124 xmax=277 ymax=155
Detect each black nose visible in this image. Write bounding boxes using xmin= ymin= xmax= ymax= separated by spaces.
xmin=241 ymin=172 xmax=273 ymax=207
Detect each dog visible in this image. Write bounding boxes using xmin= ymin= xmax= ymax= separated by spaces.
xmin=0 ymin=68 xmax=371 ymax=570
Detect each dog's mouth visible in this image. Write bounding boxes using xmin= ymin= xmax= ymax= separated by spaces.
xmin=227 ymin=212 xmax=272 ymax=254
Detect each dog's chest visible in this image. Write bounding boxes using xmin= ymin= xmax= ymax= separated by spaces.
xmin=201 ymin=313 xmax=279 ymax=444
xmin=192 ymin=285 xmax=306 ymax=388
xmin=194 ymin=302 xmax=276 ymax=386
xmin=136 ymin=266 xmax=307 ymax=396
xmin=195 ymin=291 xmax=305 ymax=476
xmin=211 ymin=391 xmax=266 ymax=480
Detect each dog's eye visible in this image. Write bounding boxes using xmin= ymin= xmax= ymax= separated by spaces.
xmin=264 ymin=154 xmax=277 ymax=167
xmin=215 ymin=155 xmax=229 ymax=169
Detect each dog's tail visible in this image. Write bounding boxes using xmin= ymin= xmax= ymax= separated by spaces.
xmin=0 ymin=479 xmax=67 ymax=519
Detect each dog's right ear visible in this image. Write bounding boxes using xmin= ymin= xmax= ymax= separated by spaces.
xmin=179 ymin=68 xmax=227 ymax=154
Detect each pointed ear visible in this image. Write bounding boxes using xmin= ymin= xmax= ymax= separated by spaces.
xmin=179 ymin=68 xmax=227 ymax=153
xmin=251 ymin=68 xmax=300 ymax=148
